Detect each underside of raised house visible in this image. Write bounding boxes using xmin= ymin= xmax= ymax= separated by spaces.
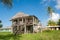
xmin=13 ymin=25 xmax=33 ymax=34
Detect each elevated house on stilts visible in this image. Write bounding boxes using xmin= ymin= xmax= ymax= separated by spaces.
xmin=10 ymin=12 xmax=41 ymax=34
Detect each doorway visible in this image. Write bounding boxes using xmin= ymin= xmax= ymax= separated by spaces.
xmin=26 ymin=25 xmax=33 ymax=33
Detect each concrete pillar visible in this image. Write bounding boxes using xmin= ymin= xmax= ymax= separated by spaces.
xmin=51 ymin=28 xmax=54 ymax=30
xmin=17 ymin=19 xmax=19 ymax=30
xmin=24 ymin=18 xmax=26 ymax=33
xmin=22 ymin=18 xmax=23 ymax=24
xmin=33 ymin=17 xmax=34 ymax=33
xmin=12 ymin=21 xmax=14 ymax=33
xmin=11 ymin=25 xmax=13 ymax=33
xmin=12 ymin=20 xmax=16 ymax=33
xmin=35 ymin=18 xmax=36 ymax=24
xmin=56 ymin=28 xmax=59 ymax=30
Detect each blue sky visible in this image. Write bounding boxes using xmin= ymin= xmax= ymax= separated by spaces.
xmin=0 ymin=0 xmax=60 ymax=28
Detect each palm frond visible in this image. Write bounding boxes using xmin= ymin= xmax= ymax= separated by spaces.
xmin=47 ymin=6 xmax=54 ymax=17
xmin=1 ymin=0 xmax=13 ymax=7
xmin=48 ymin=6 xmax=52 ymax=14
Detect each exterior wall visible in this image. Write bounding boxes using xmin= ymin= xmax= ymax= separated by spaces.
xmin=34 ymin=25 xmax=41 ymax=33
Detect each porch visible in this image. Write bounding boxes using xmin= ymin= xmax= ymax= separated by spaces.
xmin=48 ymin=26 xmax=60 ymax=30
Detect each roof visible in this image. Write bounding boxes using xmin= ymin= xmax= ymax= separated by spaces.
xmin=10 ymin=12 xmax=40 ymax=22
xmin=11 ymin=12 xmax=29 ymax=20
xmin=47 ymin=26 xmax=60 ymax=28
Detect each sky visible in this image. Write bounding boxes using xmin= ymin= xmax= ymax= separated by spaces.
xmin=0 ymin=0 xmax=60 ymax=28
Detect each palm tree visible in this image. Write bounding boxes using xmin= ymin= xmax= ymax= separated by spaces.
xmin=47 ymin=6 xmax=53 ymax=20
xmin=0 ymin=0 xmax=12 ymax=7
xmin=47 ymin=6 xmax=54 ymax=26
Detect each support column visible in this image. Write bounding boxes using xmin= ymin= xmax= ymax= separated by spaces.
xmin=22 ymin=18 xmax=23 ymax=23
xmin=56 ymin=27 xmax=59 ymax=30
xmin=16 ymin=19 xmax=20 ymax=34
xmin=17 ymin=19 xmax=19 ymax=30
xmin=33 ymin=17 xmax=34 ymax=33
xmin=24 ymin=18 xmax=26 ymax=33
xmin=11 ymin=21 xmax=13 ymax=33
xmin=51 ymin=28 xmax=54 ymax=30
xmin=35 ymin=18 xmax=36 ymax=24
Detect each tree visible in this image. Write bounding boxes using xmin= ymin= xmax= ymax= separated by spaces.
xmin=57 ymin=19 xmax=60 ymax=26
xmin=47 ymin=6 xmax=55 ymax=26
xmin=47 ymin=20 xmax=57 ymax=26
xmin=0 ymin=0 xmax=12 ymax=7
xmin=0 ymin=20 xmax=3 ymax=28
xmin=47 ymin=6 xmax=54 ymax=20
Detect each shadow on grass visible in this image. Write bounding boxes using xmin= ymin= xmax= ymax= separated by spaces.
xmin=0 ymin=34 xmax=22 ymax=40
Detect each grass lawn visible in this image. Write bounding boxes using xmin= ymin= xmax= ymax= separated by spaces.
xmin=0 ymin=30 xmax=60 ymax=40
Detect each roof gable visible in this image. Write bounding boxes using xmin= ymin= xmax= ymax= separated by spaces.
xmin=11 ymin=12 xmax=29 ymax=19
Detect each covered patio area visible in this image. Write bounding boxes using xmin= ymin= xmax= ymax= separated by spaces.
xmin=48 ymin=26 xmax=60 ymax=30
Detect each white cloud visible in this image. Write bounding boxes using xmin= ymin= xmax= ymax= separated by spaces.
xmin=55 ymin=0 xmax=60 ymax=9
xmin=40 ymin=0 xmax=60 ymax=9
xmin=40 ymin=0 xmax=55 ymax=6
xmin=55 ymin=5 xmax=60 ymax=9
xmin=53 ymin=0 xmax=56 ymax=1
xmin=49 ymin=12 xmax=60 ymax=22
xmin=43 ymin=0 xmax=47 ymax=2
xmin=56 ymin=0 xmax=60 ymax=4
xmin=52 ymin=12 xmax=59 ymax=22
xmin=40 ymin=0 xmax=46 ymax=4
xmin=40 ymin=0 xmax=49 ymax=6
